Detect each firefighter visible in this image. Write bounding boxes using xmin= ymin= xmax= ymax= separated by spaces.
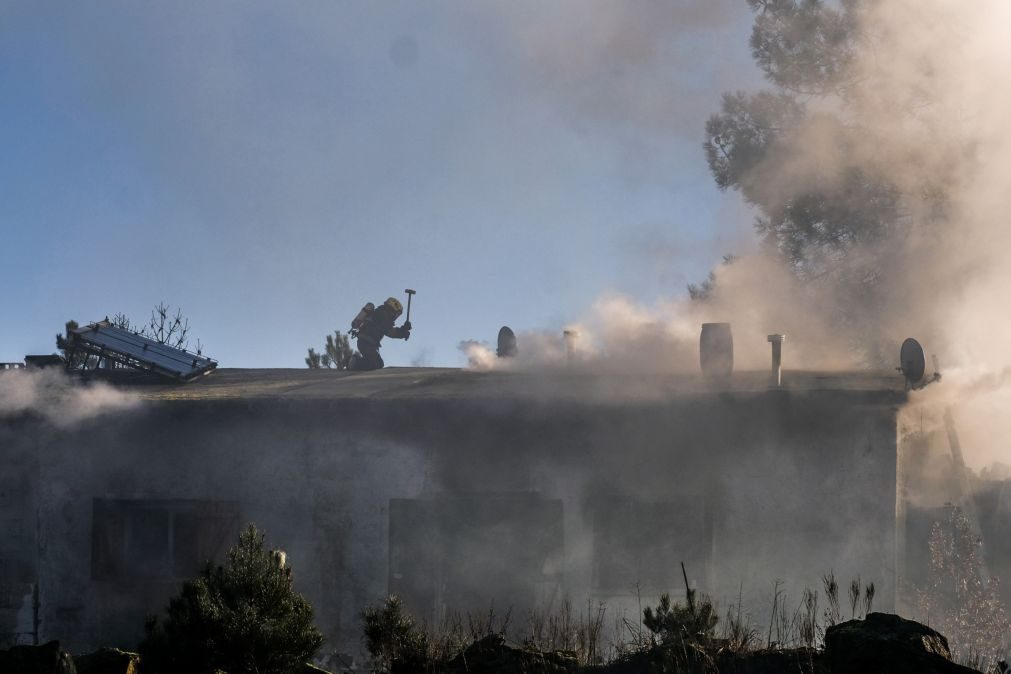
xmin=349 ymin=297 xmax=412 ymax=371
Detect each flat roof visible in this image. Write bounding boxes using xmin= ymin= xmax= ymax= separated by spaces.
xmin=88 ymin=367 xmax=909 ymax=404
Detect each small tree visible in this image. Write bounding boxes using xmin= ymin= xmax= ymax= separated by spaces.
xmin=140 ymin=525 xmax=323 ymax=674
xmin=306 ymin=331 xmax=356 ymax=369
xmin=643 ymin=591 xmax=718 ymax=646
xmin=56 ymin=320 xmax=92 ymax=369
xmin=146 ymin=302 xmax=190 ymax=350
xmin=111 ymin=312 xmax=136 ymax=332
xmin=305 ymin=348 xmax=323 ymax=369
xmin=915 ymin=507 xmax=1009 ymax=669
xmin=361 ymin=595 xmax=428 ymax=673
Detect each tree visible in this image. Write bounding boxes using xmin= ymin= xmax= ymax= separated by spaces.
xmin=305 ymin=331 xmax=355 ymax=369
xmin=361 ymin=595 xmax=429 ymax=673
xmin=687 ymin=254 xmax=738 ymax=302
xmin=642 ymin=591 xmax=717 ymax=645
xmin=56 ymin=320 xmax=93 ymax=369
xmin=915 ymin=507 xmax=1009 ymax=670
xmin=111 ymin=312 xmax=136 ymax=332
xmin=702 ymin=0 xmax=939 ymax=358
xmin=305 ymin=348 xmax=324 ymax=369
xmin=704 ymin=1 xmax=902 ymax=276
xmin=140 ymin=524 xmax=324 ymax=674
xmin=145 ymin=302 xmax=192 ymax=351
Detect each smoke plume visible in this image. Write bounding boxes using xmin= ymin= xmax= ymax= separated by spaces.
xmin=465 ymin=0 xmax=1011 ymax=470
xmin=488 ymin=0 xmax=745 ymax=134
xmin=0 ymin=369 xmax=139 ymax=427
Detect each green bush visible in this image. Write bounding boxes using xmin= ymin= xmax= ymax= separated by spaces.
xmin=140 ymin=524 xmax=324 ymax=674
xmin=361 ymin=595 xmax=429 ymax=673
xmin=643 ymin=591 xmax=718 ymax=645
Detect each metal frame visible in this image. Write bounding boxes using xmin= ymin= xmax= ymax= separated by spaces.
xmin=66 ymin=321 xmax=217 ymax=382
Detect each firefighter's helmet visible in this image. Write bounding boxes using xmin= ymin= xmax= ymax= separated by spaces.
xmin=385 ymin=297 xmax=403 ymax=315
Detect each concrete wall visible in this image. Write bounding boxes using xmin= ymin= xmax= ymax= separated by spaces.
xmin=0 ymin=420 xmax=38 ymax=648
xmin=0 ymin=387 xmax=899 ymax=657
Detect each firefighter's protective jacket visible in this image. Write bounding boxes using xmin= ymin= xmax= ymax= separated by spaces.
xmin=357 ymin=304 xmax=409 ymax=346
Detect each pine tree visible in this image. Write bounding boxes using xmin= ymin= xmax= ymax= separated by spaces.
xmin=140 ymin=525 xmax=323 ymax=674
xmin=305 ymin=331 xmax=356 ymax=369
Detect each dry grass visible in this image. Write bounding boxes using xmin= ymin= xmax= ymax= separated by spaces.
xmin=524 ymin=598 xmax=607 ymax=665
xmin=362 ymin=573 xmax=898 ymax=672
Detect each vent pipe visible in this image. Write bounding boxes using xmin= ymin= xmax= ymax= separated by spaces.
xmin=767 ymin=334 xmax=785 ymax=387
xmin=700 ymin=323 xmax=733 ymax=379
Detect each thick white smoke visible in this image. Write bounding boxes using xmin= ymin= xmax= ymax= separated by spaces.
xmin=465 ymin=0 xmax=1011 ymax=471
xmin=835 ymin=0 xmax=1011 ymax=470
xmin=0 ymin=369 xmax=139 ymax=427
xmin=460 ymin=253 xmax=854 ymax=373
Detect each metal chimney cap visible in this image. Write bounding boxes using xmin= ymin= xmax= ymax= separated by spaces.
xmin=767 ymin=334 xmax=786 ymax=343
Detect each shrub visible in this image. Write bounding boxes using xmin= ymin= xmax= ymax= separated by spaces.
xmin=915 ymin=507 xmax=1009 ymax=670
xmin=361 ymin=595 xmax=429 ymax=673
xmin=140 ymin=524 xmax=324 ymax=674
xmin=643 ymin=591 xmax=718 ymax=646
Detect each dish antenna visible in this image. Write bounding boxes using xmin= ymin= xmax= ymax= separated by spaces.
xmin=497 ymin=326 xmax=517 ymax=358
xmin=898 ymin=337 xmax=941 ymax=390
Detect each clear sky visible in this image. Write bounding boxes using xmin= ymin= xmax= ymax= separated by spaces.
xmin=1 ymin=1 xmax=761 ymax=367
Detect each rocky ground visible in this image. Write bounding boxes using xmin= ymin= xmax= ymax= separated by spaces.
xmin=0 ymin=613 xmax=993 ymax=674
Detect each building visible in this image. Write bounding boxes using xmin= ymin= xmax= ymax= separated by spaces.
xmin=0 ymin=366 xmax=911 ymax=656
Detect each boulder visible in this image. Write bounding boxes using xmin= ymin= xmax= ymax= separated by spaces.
xmin=443 ymin=633 xmax=578 ymax=674
xmin=824 ymin=612 xmax=981 ymax=674
xmin=0 ymin=640 xmax=77 ymax=673
xmin=716 ymin=647 xmax=825 ymax=674
xmin=74 ymin=648 xmax=139 ymax=674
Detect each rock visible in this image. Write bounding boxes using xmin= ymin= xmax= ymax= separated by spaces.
xmin=824 ymin=612 xmax=981 ymax=674
xmin=443 ymin=633 xmax=578 ymax=674
xmin=0 ymin=640 xmax=77 ymax=673
xmin=74 ymin=648 xmax=139 ymax=674
xmin=716 ymin=647 xmax=825 ymax=674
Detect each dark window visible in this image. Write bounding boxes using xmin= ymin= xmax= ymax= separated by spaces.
xmin=591 ymin=496 xmax=710 ymax=594
xmin=91 ymin=499 xmax=239 ymax=581
xmin=389 ymin=494 xmax=564 ymax=624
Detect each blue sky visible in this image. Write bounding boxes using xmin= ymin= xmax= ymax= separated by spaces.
xmin=1 ymin=1 xmax=760 ymax=367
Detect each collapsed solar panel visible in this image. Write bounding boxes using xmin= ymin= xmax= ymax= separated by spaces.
xmin=68 ymin=321 xmax=217 ymax=382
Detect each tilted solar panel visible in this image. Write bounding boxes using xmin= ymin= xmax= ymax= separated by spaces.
xmin=69 ymin=321 xmax=217 ymax=381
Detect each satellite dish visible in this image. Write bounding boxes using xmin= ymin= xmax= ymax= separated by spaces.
xmin=497 ymin=326 xmax=517 ymax=358
xmin=899 ymin=338 xmax=926 ymax=386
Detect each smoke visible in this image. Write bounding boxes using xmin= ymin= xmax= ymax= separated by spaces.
xmin=463 ymin=0 xmax=1011 ymax=471
xmin=486 ymin=0 xmax=748 ymax=135
xmin=741 ymin=0 xmax=1011 ymax=470
xmin=460 ymin=330 xmax=582 ymax=371
xmin=815 ymin=0 xmax=1011 ymax=470
xmin=460 ymin=253 xmax=854 ymax=373
xmin=0 ymin=369 xmax=139 ymax=427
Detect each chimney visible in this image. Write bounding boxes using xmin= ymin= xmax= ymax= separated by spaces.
xmin=563 ymin=330 xmax=578 ymax=365
xmin=699 ymin=323 xmax=733 ymax=379
xmin=767 ymin=334 xmax=785 ymax=387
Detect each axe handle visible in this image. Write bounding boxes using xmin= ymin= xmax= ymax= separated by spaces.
xmin=405 ymin=294 xmax=413 ymax=323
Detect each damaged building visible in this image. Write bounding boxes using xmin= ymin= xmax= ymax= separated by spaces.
xmin=0 ymin=345 xmax=1006 ymax=657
